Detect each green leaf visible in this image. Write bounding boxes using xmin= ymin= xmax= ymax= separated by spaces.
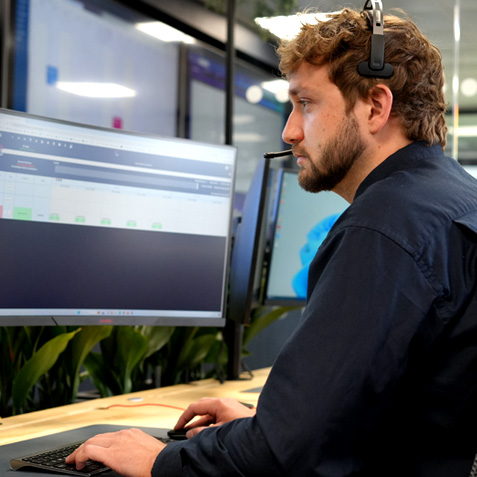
xmin=176 ymin=333 xmax=220 ymax=373
xmin=139 ymin=326 xmax=175 ymax=359
xmin=173 ymin=328 xmax=199 ymax=368
xmin=12 ymin=329 xmax=80 ymax=414
xmin=67 ymin=326 xmax=113 ymax=400
xmin=243 ymin=306 xmax=301 ymax=347
xmin=83 ymin=352 xmax=113 ymax=397
xmin=116 ymin=327 xmax=148 ymax=394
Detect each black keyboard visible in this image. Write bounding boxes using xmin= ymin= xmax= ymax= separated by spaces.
xmin=10 ymin=437 xmax=171 ymax=476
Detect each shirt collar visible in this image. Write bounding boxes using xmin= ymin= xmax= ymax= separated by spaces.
xmin=354 ymin=141 xmax=445 ymax=200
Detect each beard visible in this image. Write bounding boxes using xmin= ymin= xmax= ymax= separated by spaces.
xmin=297 ymin=114 xmax=366 ymax=193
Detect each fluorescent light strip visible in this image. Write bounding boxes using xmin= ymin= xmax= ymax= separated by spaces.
xmin=255 ymin=12 xmax=339 ymax=39
xmin=136 ymin=22 xmax=195 ymax=44
xmin=448 ymin=126 xmax=477 ymax=137
xmin=56 ymin=82 xmax=136 ymax=98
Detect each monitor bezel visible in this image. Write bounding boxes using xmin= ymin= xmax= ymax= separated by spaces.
xmin=0 ymin=108 xmax=236 ymax=327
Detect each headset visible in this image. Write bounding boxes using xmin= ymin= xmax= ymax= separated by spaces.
xmin=357 ymin=0 xmax=394 ymax=78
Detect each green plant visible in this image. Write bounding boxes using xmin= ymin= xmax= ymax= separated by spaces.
xmin=84 ymin=326 xmax=163 ymax=396
xmin=0 ymin=307 xmax=297 ymax=418
xmin=243 ymin=305 xmax=302 ymax=352
xmin=0 ymin=326 xmax=112 ymax=417
xmin=84 ymin=325 xmax=225 ymax=396
xmin=155 ymin=326 xmax=225 ymax=386
xmin=12 ymin=328 xmax=80 ymax=414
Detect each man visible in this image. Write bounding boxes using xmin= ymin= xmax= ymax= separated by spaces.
xmin=67 ymin=5 xmax=477 ymax=476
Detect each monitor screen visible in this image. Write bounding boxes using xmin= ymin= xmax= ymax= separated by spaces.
xmin=11 ymin=0 xmax=181 ymax=136
xmin=0 ymin=108 xmax=236 ymax=326
xmin=264 ymin=169 xmax=348 ymax=305
xmin=463 ymin=164 xmax=477 ymax=179
xmin=187 ymin=46 xmax=288 ymax=195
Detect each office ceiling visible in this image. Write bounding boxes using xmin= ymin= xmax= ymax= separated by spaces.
xmin=225 ymin=0 xmax=477 ymax=112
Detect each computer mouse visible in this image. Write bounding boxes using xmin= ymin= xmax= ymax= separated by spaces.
xmin=167 ymin=428 xmax=189 ymax=440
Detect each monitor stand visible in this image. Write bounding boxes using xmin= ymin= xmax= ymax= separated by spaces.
xmin=224 ymin=318 xmax=244 ymax=380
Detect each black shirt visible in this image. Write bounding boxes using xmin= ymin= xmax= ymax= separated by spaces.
xmin=154 ymin=142 xmax=477 ymax=476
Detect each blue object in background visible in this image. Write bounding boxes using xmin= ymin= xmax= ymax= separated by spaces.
xmin=292 ymin=213 xmax=342 ymax=298
xmin=46 ymin=65 xmax=59 ymax=85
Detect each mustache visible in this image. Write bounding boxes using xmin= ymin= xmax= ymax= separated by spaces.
xmin=292 ymin=147 xmax=308 ymax=158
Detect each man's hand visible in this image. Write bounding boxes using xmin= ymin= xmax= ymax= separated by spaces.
xmin=65 ymin=428 xmax=166 ymax=477
xmin=175 ymin=397 xmax=256 ymax=437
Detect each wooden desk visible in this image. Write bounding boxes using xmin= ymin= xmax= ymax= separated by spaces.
xmin=0 ymin=368 xmax=269 ymax=446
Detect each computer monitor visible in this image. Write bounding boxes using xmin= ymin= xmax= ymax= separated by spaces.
xmin=224 ymin=156 xmax=272 ymax=379
xmin=0 ymin=108 xmax=236 ymax=326
xmin=227 ymin=156 xmax=271 ymax=325
xmin=10 ymin=0 xmax=180 ymax=137
xmin=264 ymin=169 xmax=348 ymax=306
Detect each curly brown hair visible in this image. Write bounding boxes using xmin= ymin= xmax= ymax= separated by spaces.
xmin=277 ymin=8 xmax=448 ymax=148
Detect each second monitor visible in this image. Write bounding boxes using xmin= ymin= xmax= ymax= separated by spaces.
xmin=264 ymin=169 xmax=349 ymax=306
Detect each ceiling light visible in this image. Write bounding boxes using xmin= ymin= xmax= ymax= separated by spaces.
xmin=233 ymin=132 xmax=266 ymax=142
xmin=452 ymin=74 xmax=460 ymax=96
xmin=461 ymin=78 xmax=477 ymax=97
xmin=245 ymin=85 xmax=263 ymax=104
xmin=261 ymin=79 xmax=289 ymax=103
xmin=233 ymin=114 xmax=255 ymax=125
xmin=56 ymin=82 xmax=136 ymax=98
xmin=136 ymin=22 xmax=195 ymax=44
xmin=448 ymin=125 xmax=477 ymax=137
xmin=255 ymin=12 xmax=339 ymax=40
xmin=261 ymin=79 xmax=288 ymax=94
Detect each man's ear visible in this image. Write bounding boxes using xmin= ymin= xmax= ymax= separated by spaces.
xmin=366 ymin=84 xmax=393 ymax=134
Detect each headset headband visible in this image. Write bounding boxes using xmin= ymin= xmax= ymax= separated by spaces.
xmin=357 ymin=0 xmax=394 ymax=78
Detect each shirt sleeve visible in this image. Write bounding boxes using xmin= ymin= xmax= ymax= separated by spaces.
xmin=152 ymin=418 xmax=281 ymax=476
xmin=153 ymin=226 xmax=439 ymax=475
xmin=151 ymin=441 xmax=186 ymax=476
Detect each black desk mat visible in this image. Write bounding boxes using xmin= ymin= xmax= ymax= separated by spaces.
xmin=1 ymin=424 xmax=168 ymax=476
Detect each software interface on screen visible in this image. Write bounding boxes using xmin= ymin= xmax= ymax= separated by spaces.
xmin=0 ymin=109 xmax=236 ymax=325
xmin=265 ymin=170 xmax=348 ymax=304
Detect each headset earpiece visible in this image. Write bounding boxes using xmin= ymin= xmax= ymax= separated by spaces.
xmin=358 ymin=0 xmax=394 ymax=79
